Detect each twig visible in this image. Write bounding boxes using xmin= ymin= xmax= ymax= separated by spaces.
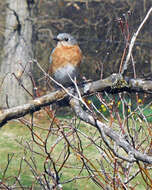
xmin=68 ymin=74 xmax=92 ymax=111
xmin=121 ymin=7 xmax=152 ymax=75
xmin=2 ymin=153 xmax=15 ymax=180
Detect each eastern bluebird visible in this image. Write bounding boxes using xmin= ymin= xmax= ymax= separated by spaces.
xmin=49 ymin=33 xmax=82 ymax=87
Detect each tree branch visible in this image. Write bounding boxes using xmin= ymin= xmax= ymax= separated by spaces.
xmin=70 ymin=98 xmax=152 ymax=164
xmin=0 ymin=73 xmax=152 ymax=127
xmin=0 ymin=89 xmax=67 ymax=127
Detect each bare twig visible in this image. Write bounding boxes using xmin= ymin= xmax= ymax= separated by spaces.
xmin=2 ymin=153 xmax=15 ymax=180
xmin=121 ymin=7 xmax=152 ymax=74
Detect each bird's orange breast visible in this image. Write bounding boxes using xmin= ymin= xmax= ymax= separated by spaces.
xmin=49 ymin=45 xmax=82 ymax=74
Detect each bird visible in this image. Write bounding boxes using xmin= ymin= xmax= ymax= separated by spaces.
xmin=49 ymin=33 xmax=83 ymax=88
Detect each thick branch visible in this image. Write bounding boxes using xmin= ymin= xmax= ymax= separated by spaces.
xmin=0 ymin=73 xmax=152 ymax=127
xmin=0 ymin=89 xmax=67 ymax=127
xmin=82 ymin=74 xmax=152 ymax=94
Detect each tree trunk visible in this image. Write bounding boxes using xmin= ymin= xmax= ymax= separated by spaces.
xmin=0 ymin=0 xmax=34 ymax=108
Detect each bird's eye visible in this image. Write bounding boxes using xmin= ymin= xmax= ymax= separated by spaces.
xmin=64 ymin=38 xmax=68 ymax=41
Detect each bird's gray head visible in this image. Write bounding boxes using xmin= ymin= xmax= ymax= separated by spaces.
xmin=53 ymin=33 xmax=77 ymax=46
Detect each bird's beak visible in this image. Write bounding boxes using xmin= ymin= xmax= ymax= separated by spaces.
xmin=53 ymin=37 xmax=59 ymax=41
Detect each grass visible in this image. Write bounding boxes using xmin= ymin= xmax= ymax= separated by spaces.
xmin=0 ymin=119 xmax=100 ymax=189
xmin=0 ymin=115 xmax=151 ymax=189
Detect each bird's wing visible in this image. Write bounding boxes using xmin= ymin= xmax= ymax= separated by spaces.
xmin=49 ymin=48 xmax=55 ymax=65
xmin=48 ymin=48 xmax=55 ymax=75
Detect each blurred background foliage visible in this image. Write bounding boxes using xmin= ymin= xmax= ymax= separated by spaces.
xmin=0 ymin=0 xmax=152 ymax=85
